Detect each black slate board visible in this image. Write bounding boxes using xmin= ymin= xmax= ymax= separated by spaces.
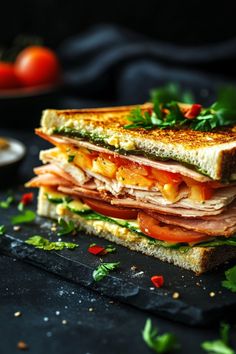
xmin=1 ymin=190 xmax=236 ymax=327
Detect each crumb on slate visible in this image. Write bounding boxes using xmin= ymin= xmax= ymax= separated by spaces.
xmin=172 ymin=292 xmax=180 ymax=299
xmin=17 ymin=341 xmax=28 ymax=350
xmin=130 ymin=265 xmax=138 ymax=271
xmin=14 ymin=311 xmax=22 ymax=317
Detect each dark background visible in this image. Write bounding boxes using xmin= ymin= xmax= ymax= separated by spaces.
xmin=1 ymin=3 xmax=236 ymax=354
xmin=1 ymin=0 xmax=236 ymax=129
xmin=1 ymin=0 xmax=236 ymax=46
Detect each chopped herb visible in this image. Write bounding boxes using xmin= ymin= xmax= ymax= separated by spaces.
xmin=89 ymin=243 xmax=97 ymax=247
xmin=11 ymin=209 xmax=36 ymax=225
xmin=124 ymin=84 xmax=236 ymax=132
xmin=17 ymin=202 xmax=24 ymax=211
xmin=201 ymin=322 xmax=235 ymax=354
xmin=0 ymin=196 xmax=14 ymax=208
xmin=0 ymin=225 xmax=6 ymax=235
xmin=105 ymin=244 xmax=116 ymax=254
xmin=222 ymin=265 xmax=236 ymax=293
xmin=124 ymin=107 xmax=155 ymax=130
xmin=68 ymin=155 xmax=75 ymax=163
xmin=57 ymin=218 xmax=77 ymax=236
xmin=142 ymin=318 xmax=179 ymax=353
xmin=25 ymin=235 xmax=78 ymax=251
xmin=92 ymin=262 xmax=120 ymax=281
xmin=64 ymin=196 xmax=73 ymax=203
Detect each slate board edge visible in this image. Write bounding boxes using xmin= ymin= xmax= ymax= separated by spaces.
xmin=1 ymin=233 xmax=235 ymax=327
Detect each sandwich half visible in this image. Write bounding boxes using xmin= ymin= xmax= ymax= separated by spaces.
xmin=27 ymin=104 xmax=236 ymax=274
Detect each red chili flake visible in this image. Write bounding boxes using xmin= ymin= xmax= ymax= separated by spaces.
xmin=184 ymin=104 xmax=202 ymax=119
xmin=20 ymin=192 xmax=34 ymax=206
xmin=147 ymin=108 xmax=153 ymax=116
xmin=88 ymin=245 xmax=106 ymax=255
xmin=151 ymin=275 xmax=164 ymax=288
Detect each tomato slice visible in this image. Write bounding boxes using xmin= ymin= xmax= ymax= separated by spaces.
xmin=138 ymin=212 xmax=208 ymax=243
xmin=83 ymin=198 xmax=138 ymax=219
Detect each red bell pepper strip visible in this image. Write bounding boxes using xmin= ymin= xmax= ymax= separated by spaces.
xmin=184 ymin=104 xmax=202 ymax=119
xmin=20 ymin=192 xmax=34 ymax=205
xmin=88 ymin=245 xmax=106 ymax=255
xmin=151 ymin=275 xmax=164 ymax=288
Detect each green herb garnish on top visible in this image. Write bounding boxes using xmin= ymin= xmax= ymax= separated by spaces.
xmin=124 ymin=84 xmax=236 ymax=132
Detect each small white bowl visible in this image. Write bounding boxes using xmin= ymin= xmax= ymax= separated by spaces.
xmin=0 ymin=138 xmax=26 ymax=184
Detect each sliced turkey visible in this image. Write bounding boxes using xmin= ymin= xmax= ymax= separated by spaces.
xmin=148 ymin=202 xmax=236 ymax=236
xmin=36 ymin=130 xmax=211 ymax=182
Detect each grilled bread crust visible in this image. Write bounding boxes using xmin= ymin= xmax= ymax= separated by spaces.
xmin=37 ymin=188 xmax=236 ymax=274
xmin=41 ymin=105 xmax=236 ymax=181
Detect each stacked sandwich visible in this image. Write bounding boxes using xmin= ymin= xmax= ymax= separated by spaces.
xmin=27 ymin=104 xmax=236 ymax=273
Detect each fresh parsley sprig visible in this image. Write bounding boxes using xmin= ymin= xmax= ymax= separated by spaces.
xmin=57 ymin=218 xmax=77 ymax=236
xmin=201 ymin=322 xmax=235 ymax=354
xmin=0 ymin=196 xmax=14 ymax=209
xmin=123 ymin=108 xmax=154 ymax=130
xmin=92 ymin=262 xmax=120 ymax=281
xmin=222 ymin=265 xmax=236 ymax=293
xmin=25 ymin=235 xmax=78 ymax=251
xmin=11 ymin=209 xmax=36 ymax=225
xmin=124 ymin=84 xmax=236 ymax=132
xmin=0 ymin=225 xmax=6 ymax=235
xmin=142 ymin=319 xmax=180 ymax=353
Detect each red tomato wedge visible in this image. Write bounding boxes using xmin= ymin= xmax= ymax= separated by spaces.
xmin=138 ymin=212 xmax=208 ymax=243
xmin=0 ymin=62 xmax=21 ymax=89
xmin=83 ymin=198 xmax=138 ymax=219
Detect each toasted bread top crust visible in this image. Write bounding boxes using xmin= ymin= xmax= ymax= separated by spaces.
xmin=40 ymin=104 xmax=236 ymax=181
xmin=45 ymin=104 xmax=236 ymax=149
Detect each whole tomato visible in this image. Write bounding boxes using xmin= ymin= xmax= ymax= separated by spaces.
xmin=15 ymin=46 xmax=61 ymax=87
xmin=0 ymin=62 xmax=21 ymax=89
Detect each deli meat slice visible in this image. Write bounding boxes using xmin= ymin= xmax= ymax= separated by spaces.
xmin=26 ymin=173 xmax=72 ymax=188
xmin=34 ymin=164 xmax=79 ymax=186
xmin=129 ymin=186 xmax=236 ymax=211
xmin=58 ymin=185 xmax=225 ymax=217
xmin=36 ymin=130 xmax=211 ymax=182
xmin=109 ymin=198 xmax=225 ymax=217
xmin=58 ymin=186 xmax=104 ymax=200
xmin=149 ymin=202 xmax=236 ymax=236
xmin=35 ymin=148 xmax=236 ymax=212
xmin=40 ymin=148 xmax=89 ymax=185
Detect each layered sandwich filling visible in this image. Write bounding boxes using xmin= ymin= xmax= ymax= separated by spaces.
xmin=27 ymin=130 xmax=236 ymax=246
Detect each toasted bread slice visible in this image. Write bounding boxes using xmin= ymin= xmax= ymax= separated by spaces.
xmin=37 ymin=188 xmax=236 ymax=274
xmin=41 ymin=104 xmax=236 ymax=181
